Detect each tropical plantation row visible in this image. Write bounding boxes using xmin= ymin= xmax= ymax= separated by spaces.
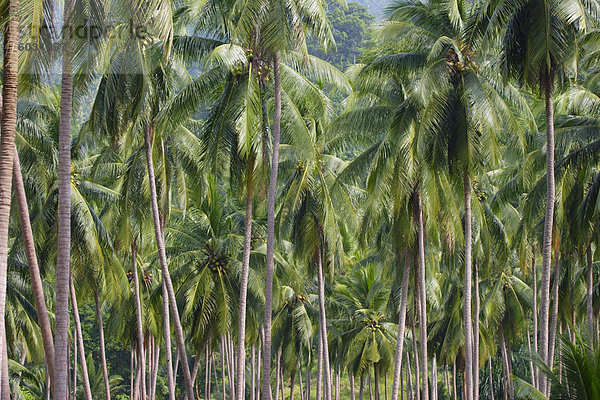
xmin=0 ymin=0 xmax=599 ymax=398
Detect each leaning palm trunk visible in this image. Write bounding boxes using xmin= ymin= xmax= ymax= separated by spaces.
xmin=546 ymin=255 xmax=561 ymax=395
xmin=531 ymin=255 xmax=538 ymax=388
xmin=12 ymin=148 xmax=56 ymax=385
xmin=70 ymin=275 xmax=93 ymax=400
xmin=416 ymin=195 xmax=428 ymax=400
xmin=132 ymin=241 xmax=146 ymax=400
xmin=538 ymin=68 xmax=556 ymax=397
xmin=144 ymin=125 xmax=194 ymax=399
xmin=317 ymin=330 xmax=323 ymax=400
xmin=236 ymin=157 xmax=255 ymax=400
xmin=463 ymin=173 xmax=474 ymax=400
xmin=0 ymin=1 xmax=19 ymax=395
xmin=162 ymin=276 xmax=175 ymax=400
xmin=391 ymin=253 xmax=412 ymax=400
xmin=317 ymin=248 xmax=333 ymax=400
xmin=261 ymin=53 xmax=282 ymax=400
xmin=94 ymin=284 xmax=112 ymax=400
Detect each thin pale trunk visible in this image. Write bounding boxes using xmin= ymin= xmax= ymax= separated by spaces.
xmin=131 ymin=241 xmax=146 ymax=400
xmin=299 ymin=361 xmax=304 ymax=400
xmin=227 ymin=333 xmax=235 ymax=399
xmin=531 ymin=255 xmax=538 ymax=389
xmin=275 ymin=348 xmax=281 ymax=400
xmin=144 ymin=126 xmax=194 ymax=399
xmin=369 ymin=368 xmax=373 ymax=400
xmin=526 ymin=330 xmax=535 ymax=387
xmin=174 ymin=347 xmax=180 ymax=382
xmin=335 ymin=362 xmax=340 ymax=400
xmin=350 ymin=374 xmax=356 ymax=400
xmin=473 ymin=262 xmax=480 ymax=400
xmin=54 ymin=1 xmax=74 ymax=397
xmin=412 ymin=316 xmax=420 ymax=400
xmin=131 ymin=343 xmax=134 ymax=399
xmin=416 ymin=196 xmax=428 ymax=400
xmin=317 ymin=325 xmax=323 ymax=400
xmin=221 ymin=338 xmax=227 ymax=400
xmin=192 ymin=354 xmax=201 ymax=387
xmin=262 ymin=53 xmax=282 ymax=400
xmin=280 ymin=358 xmax=284 ymax=400
xmin=539 ymin=68 xmax=555 ymax=398
xmin=252 ymin=344 xmax=257 ymax=400
xmin=374 ymin=368 xmax=381 ymax=400
xmin=488 ymin=359 xmax=494 ymax=400
xmin=546 ymin=254 xmax=560 ymax=396
xmin=205 ymin=346 xmax=211 ymax=400
xmin=407 ymin=352 xmax=413 ymax=400
xmin=499 ymin=333 xmax=513 ymax=400
xmin=385 ymin=372 xmax=388 ymax=400
xmin=360 ymin=374 xmax=364 ymax=400
xmin=587 ymin=245 xmax=594 ymax=336
xmin=432 ymin=356 xmax=437 ymax=400
xmin=94 ymin=285 xmax=112 ymax=400
xmin=257 ymin=337 xmax=262 ymax=400
xmin=236 ymin=159 xmax=254 ymax=400
xmin=210 ymin=352 xmax=216 ymax=398
xmin=70 ymin=275 xmax=93 ymax=400
xmin=151 ymin=341 xmax=159 ymax=400
xmin=162 ymin=278 xmax=175 ymax=400
xmin=317 ymin=248 xmax=333 ymax=400
xmin=452 ymin=361 xmax=456 ymax=400
xmin=463 ymin=173 xmax=474 ymax=400
xmin=0 ymin=0 xmax=19 ymax=394
xmin=401 ymin=361 xmax=404 ymax=400
xmin=290 ymin=371 xmax=296 ymax=400
xmin=391 ymin=253 xmax=411 ymax=400
xmin=12 ymin=148 xmax=55 ymax=387
xmin=306 ymin=356 xmax=311 ymax=400
xmin=134 ymin=346 xmax=141 ymax=400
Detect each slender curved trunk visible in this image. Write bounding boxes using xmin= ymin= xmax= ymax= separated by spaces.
xmin=221 ymin=338 xmax=227 ymax=399
xmin=262 ymin=53 xmax=282 ymax=400
xmin=274 ymin=348 xmax=281 ymax=400
xmin=432 ymin=356 xmax=437 ymax=400
xmin=236 ymin=159 xmax=254 ymax=400
xmin=488 ymin=358 xmax=494 ymax=400
xmin=411 ymin=318 xmax=420 ymax=400
xmin=335 ymin=361 xmax=341 ymax=400
xmin=499 ymin=333 xmax=513 ymax=400
xmin=406 ymin=352 xmax=413 ymax=400
xmin=452 ymin=361 xmax=456 ymax=400
xmin=538 ymin=68 xmax=555 ymax=397
xmin=251 ymin=343 xmax=256 ymax=400
xmin=306 ymin=354 xmax=311 ymax=400
xmin=70 ymin=275 xmax=93 ymax=400
xmin=463 ymin=173 xmax=474 ymax=400
xmin=360 ymin=374 xmax=364 ymax=400
xmin=0 ymin=1 xmax=19 ymax=396
xmin=350 ymin=374 xmax=355 ymax=400
xmin=94 ymin=285 xmax=112 ymax=400
xmin=290 ymin=370 xmax=296 ymax=400
xmin=12 ymin=148 xmax=55 ymax=385
xmin=531 ymin=255 xmax=538 ymax=388
xmin=416 ymin=195 xmax=428 ymax=400
xmin=391 ymin=253 xmax=412 ymax=400
xmin=131 ymin=241 xmax=146 ymax=400
xmin=162 ymin=276 xmax=175 ymax=400
xmin=317 ymin=328 xmax=323 ymax=400
xmin=317 ymin=247 xmax=333 ymax=400
xmin=587 ymin=245 xmax=594 ymax=336
xmin=144 ymin=125 xmax=194 ymax=399
xmin=473 ymin=262 xmax=480 ymax=400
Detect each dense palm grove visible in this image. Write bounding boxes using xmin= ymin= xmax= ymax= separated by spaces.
xmin=0 ymin=0 xmax=600 ymax=398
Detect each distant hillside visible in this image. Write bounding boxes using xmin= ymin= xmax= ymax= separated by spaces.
xmin=352 ymin=0 xmax=386 ymax=18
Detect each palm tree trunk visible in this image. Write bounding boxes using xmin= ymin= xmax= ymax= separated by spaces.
xmin=151 ymin=340 xmax=160 ymax=400
xmin=411 ymin=313 xmax=420 ymax=400
xmin=463 ymin=173 xmax=474 ymax=400
xmin=407 ymin=352 xmax=413 ymax=400
xmin=70 ymin=275 xmax=93 ymax=400
xmin=257 ymin=336 xmax=262 ymax=400
xmin=12 ymin=148 xmax=56 ymax=385
xmin=587 ymin=245 xmax=594 ymax=336
xmin=360 ymin=374 xmax=364 ymax=400
xmin=488 ymin=358 xmax=494 ymax=400
xmin=144 ymin=125 xmax=194 ymax=399
xmin=391 ymin=253 xmax=412 ymax=400
xmin=317 ymin=329 xmax=323 ymax=400
xmin=275 ymin=348 xmax=282 ymax=400
xmin=499 ymin=332 xmax=512 ymax=400
xmin=531 ymin=254 xmax=538 ymax=388
xmin=0 ymin=0 xmax=19 ymax=394
xmin=130 ymin=342 xmax=134 ymax=399
xmin=299 ymin=361 xmax=304 ymax=400
xmin=400 ymin=360 xmax=404 ymax=400
xmin=131 ymin=240 xmax=146 ymax=400
xmin=262 ymin=53 xmax=282 ymax=400
xmin=221 ymin=338 xmax=228 ymax=400
xmin=290 ymin=370 xmax=297 ymax=400
xmin=335 ymin=362 xmax=341 ymax=400
xmin=369 ymin=368 xmax=373 ymax=400
xmin=526 ymin=329 xmax=535 ymax=387
xmin=280 ymin=359 xmax=285 ymax=400
xmin=473 ymin=262 xmax=480 ymax=400
xmin=432 ymin=355 xmax=437 ymax=400
xmin=251 ymin=343 xmax=257 ymax=400
xmin=452 ymin=359 xmax=456 ymax=400
xmin=229 ymin=333 xmax=236 ymax=399
xmin=350 ymin=374 xmax=356 ymax=400
xmin=94 ymin=284 xmax=112 ymax=400
xmin=54 ymin=1 xmax=74 ymax=397
xmin=538 ymin=68 xmax=556 ymax=398
xmin=317 ymin=247 xmax=333 ymax=400
xmin=205 ymin=346 xmax=211 ymax=400
xmin=416 ymin=195 xmax=428 ymax=400
xmin=374 ymin=368 xmax=381 ymax=400
xmin=237 ymin=159 xmax=254 ymax=400
xmin=306 ymin=355 xmax=311 ymax=400
xmin=546 ymin=254 xmax=560 ymax=395
xmin=162 ymin=277 xmax=175 ymax=400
